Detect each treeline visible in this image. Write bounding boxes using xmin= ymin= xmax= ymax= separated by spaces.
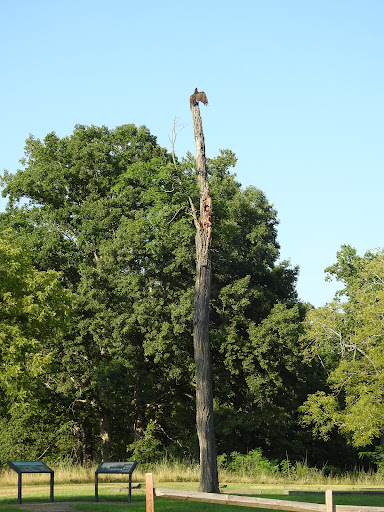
xmin=0 ymin=124 xmax=383 ymax=471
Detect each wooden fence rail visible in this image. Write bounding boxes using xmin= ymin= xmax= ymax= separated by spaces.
xmin=145 ymin=473 xmax=384 ymax=512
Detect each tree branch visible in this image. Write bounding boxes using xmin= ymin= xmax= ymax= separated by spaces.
xmin=168 ymin=117 xmax=200 ymax=229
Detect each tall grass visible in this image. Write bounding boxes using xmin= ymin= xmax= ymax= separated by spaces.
xmin=0 ymin=458 xmax=383 ymax=487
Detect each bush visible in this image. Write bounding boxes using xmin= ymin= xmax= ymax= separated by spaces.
xmin=218 ymin=448 xmax=279 ymax=476
xmin=126 ymin=422 xmax=163 ymax=463
xmin=359 ymin=446 xmax=384 ymax=475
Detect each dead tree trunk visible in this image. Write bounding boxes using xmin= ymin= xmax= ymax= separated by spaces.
xmin=190 ymin=94 xmax=219 ymax=493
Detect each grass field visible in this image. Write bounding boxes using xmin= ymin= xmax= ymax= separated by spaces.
xmin=0 ymin=462 xmax=384 ymax=512
xmin=1 ymin=479 xmax=384 ymax=512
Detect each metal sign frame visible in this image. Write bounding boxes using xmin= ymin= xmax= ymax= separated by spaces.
xmin=95 ymin=461 xmax=137 ymax=502
xmin=7 ymin=461 xmax=54 ymax=504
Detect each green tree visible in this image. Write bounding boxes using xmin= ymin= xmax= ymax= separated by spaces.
xmin=0 ymin=229 xmax=71 ymax=401
xmin=1 ymin=124 xmax=304 ymax=462
xmin=300 ymin=246 xmax=384 ymax=448
xmin=204 ymin=157 xmax=308 ymax=459
xmin=1 ymin=124 xmax=176 ymax=460
xmin=0 ymin=229 xmax=72 ymax=461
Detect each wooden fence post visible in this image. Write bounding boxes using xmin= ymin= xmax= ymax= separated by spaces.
xmin=146 ymin=473 xmax=155 ymax=512
xmin=325 ymin=489 xmax=333 ymax=512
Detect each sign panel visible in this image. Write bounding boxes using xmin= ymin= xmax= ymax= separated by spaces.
xmin=7 ymin=461 xmax=53 ymax=474
xmin=95 ymin=461 xmax=137 ymax=503
xmin=95 ymin=461 xmax=137 ymax=474
xmin=7 ymin=461 xmax=54 ymax=504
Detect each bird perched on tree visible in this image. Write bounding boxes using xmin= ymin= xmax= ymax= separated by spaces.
xmin=190 ymin=88 xmax=208 ymax=109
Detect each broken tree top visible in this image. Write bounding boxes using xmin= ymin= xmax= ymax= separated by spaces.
xmin=190 ymin=88 xmax=208 ymax=108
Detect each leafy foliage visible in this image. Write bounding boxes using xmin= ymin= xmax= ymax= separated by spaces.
xmin=127 ymin=421 xmax=163 ymax=463
xmin=0 ymin=124 xmax=306 ymax=464
xmin=217 ymin=448 xmax=279 ymax=476
xmin=300 ymin=246 xmax=384 ymax=447
xmin=359 ymin=446 xmax=384 ymax=474
xmin=0 ymin=229 xmax=71 ymax=403
xmin=0 ymin=229 xmax=73 ymax=461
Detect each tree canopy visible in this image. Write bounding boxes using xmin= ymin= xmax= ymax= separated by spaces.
xmin=0 ymin=229 xmax=71 ymax=402
xmin=300 ymin=246 xmax=384 ymax=448
xmin=0 ymin=228 xmax=72 ymax=461
xmin=0 ymin=123 xmax=308 ymax=464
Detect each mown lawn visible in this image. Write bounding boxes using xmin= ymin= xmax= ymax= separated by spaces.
xmin=73 ymin=499 xmax=272 ymax=512
xmin=1 ymin=483 xmax=384 ymax=511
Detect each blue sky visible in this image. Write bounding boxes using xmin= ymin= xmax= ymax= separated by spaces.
xmin=1 ymin=0 xmax=383 ymax=307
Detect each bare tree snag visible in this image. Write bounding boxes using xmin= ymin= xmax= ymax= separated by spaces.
xmin=190 ymin=88 xmax=219 ymax=493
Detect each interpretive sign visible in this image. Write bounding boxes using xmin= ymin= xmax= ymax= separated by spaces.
xmin=95 ymin=461 xmax=137 ymax=502
xmin=7 ymin=461 xmax=54 ymax=504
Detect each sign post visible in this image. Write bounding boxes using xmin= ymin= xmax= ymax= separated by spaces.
xmin=7 ymin=461 xmax=54 ymax=504
xmin=95 ymin=461 xmax=137 ymax=503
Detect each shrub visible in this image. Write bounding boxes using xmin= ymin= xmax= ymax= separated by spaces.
xmin=126 ymin=422 xmax=163 ymax=463
xmin=218 ymin=448 xmax=279 ymax=476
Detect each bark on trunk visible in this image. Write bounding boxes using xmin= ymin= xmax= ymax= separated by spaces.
xmin=99 ymin=414 xmax=112 ymax=461
xmin=191 ymin=100 xmax=219 ymax=493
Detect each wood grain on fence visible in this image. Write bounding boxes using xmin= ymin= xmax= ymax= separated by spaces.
xmin=155 ymin=488 xmax=324 ymax=511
